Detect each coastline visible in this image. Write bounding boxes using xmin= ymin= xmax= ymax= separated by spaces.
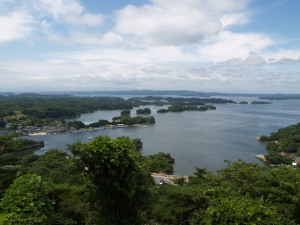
xmin=25 ymin=124 xmax=148 ymax=137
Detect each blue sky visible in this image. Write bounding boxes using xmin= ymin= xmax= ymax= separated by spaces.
xmin=0 ymin=0 xmax=299 ymax=93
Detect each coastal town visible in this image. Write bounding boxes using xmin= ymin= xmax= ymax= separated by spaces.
xmin=0 ymin=120 xmax=147 ymax=137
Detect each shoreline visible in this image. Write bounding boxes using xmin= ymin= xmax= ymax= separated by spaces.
xmin=25 ymin=124 xmax=148 ymax=137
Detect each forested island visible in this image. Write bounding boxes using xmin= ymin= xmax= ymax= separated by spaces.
xmin=157 ymin=105 xmax=216 ymax=113
xmin=0 ymin=94 xmax=236 ymax=135
xmin=136 ymin=108 xmax=151 ymax=115
xmin=258 ymin=122 xmax=300 ymax=165
xmin=251 ymin=101 xmax=272 ymax=104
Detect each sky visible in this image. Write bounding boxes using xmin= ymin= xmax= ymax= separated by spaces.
xmin=0 ymin=0 xmax=299 ymax=93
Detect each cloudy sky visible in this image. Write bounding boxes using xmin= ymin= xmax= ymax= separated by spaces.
xmin=0 ymin=0 xmax=299 ymax=93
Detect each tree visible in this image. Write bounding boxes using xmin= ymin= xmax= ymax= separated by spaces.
xmin=69 ymin=136 xmax=153 ymax=225
xmin=152 ymin=185 xmax=209 ymax=225
xmin=121 ymin=109 xmax=131 ymax=116
xmin=68 ymin=121 xmax=86 ymax=130
xmin=265 ymin=152 xmax=292 ymax=165
xmin=1 ymin=174 xmax=53 ymax=225
xmin=22 ymin=149 xmax=90 ymax=225
xmin=192 ymin=196 xmax=282 ymax=225
xmin=143 ymin=152 xmax=175 ymax=174
xmin=0 ymin=119 xmax=6 ymax=128
xmin=0 ymin=133 xmax=20 ymax=155
xmin=168 ymin=105 xmax=185 ymax=112
xmin=136 ymin=108 xmax=151 ymax=115
xmin=157 ymin=109 xmax=169 ymax=113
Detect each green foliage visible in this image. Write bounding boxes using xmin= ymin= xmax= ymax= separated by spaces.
xmin=0 ymin=95 xmax=134 ymax=127
xmin=112 ymin=115 xmax=155 ymax=125
xmin=68 ymin=121 xmax=86 ymax=130
xmin=0 ymin=133 xmax=20 ymax=155
xmin=0 ymin=119 xmax=6 ymax=128
xmin=157 ymin=109 xmax=169 ymax=113
xmin=21 ymin=149 xmax=90 ymax=224
xmin=89 ymin=119 xmax=110 ymax=127
xmin=69 ymin=136 xmax=153 ymax=225
xmin=0 ymin=174 xmax=53 ymax=225
xmin=1 ymin=122 xmax=300 ymax=225
xmin=151 ymin=185 xmax=209 ymax=225
xmin=260 ymin=122 xmax=300 ymax=154
xmin=121 ymin=109 xmax=131 ymax=116
xmin=259 ymin=135 xmax=274 ymax=141
xmin=136 ymin=108 xmax=151 ymax=115
xmin=167 ymin=104 xmax=216 ymax=112
xmin=0 ymin=168 xmax=18 ymax=199
xmin=22 ymin=150 xmax=71 ymax=183
xmin=143 ymin=152 xmax=175 ymax=174
xmin=193 ymin=196 xmax=281 ymax=225
xmin=0 ymin=212 xmax=7 ymax=224
xmin=150 ymin=160 xmax=300 ymax=224
xmin=0 ymin=133 xmax=42 ymax=158
xmin=47 ymin=183 xmax=89 ymax=225
xmin=265 ymin=152 xmax=292 ymax=165
xmin=168 ymin=104 xmax=185 ymax=112
xmin=132 ymin=138 xmax=143 ymax=152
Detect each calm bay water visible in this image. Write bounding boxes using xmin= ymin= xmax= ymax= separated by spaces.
xmin=30 ymin=96 xmax=300 ymax=175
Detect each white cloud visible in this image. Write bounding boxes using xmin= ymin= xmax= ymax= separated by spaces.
xmin=0 ymin=0 xmax=104 ymax=43
xmin=32 ymin=0 xmax=103 ymax=26
xmin=113 ymin=0 xmax=254 ymax=46
xmin=1 ymin=46 xmax=300 ymax=93
xmin=0 ymin=11 xmax=33 ymax=42
xmin=205 ymin=0 xmax=252 ymax=13
xmin=65 ymin=13 xmax=103 ymax=27
xmin=114 ymin=0 xmax=222 ymax=45
xmin=221 ymin=12 xmax=251 ymax=28
xmin=274 ymin=57 xmax=300 ymax=65
xmin=72 ymin=31 xmax=125 ymax=46
xmin=48 ymin=31 xmax=125 ymax=46
xmin=197 ymin=31 xmax=274 ymax=62
xmin=33 ymin=0 xmax=83 ymax=19
xmin=264 ymin=49 xmax=300 ymax=62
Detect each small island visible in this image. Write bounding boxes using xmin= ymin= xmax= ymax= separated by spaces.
xmin=257 ymin=122 xmax=300 ymax=166
xmin=136 ymin=108 xmax=151 ymax=115
xmin=251 ymin=101 xmax=272 ymax=104
xmin=157 ymin=104 xmax=216 ymax=113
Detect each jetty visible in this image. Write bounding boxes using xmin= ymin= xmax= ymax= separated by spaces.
xmin=151 ymin=173 xmax=189 ymax=184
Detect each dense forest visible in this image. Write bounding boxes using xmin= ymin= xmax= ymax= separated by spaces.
xmin=0 ymin=121 xmax=300 ymax=224
xmin=0 ymin=94 xmax=134 ymax=117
